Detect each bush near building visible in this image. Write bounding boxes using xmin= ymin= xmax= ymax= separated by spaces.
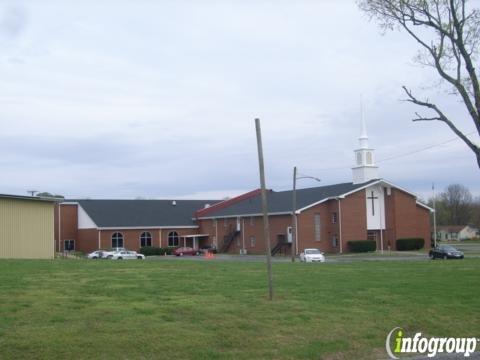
xmin=347 ymin=240 xmax=376 ymax=252
xmin=396 ymin=238 xmax=425 ymax=251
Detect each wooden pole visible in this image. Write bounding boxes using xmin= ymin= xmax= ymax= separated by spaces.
xmin=291 ymin=166 xmax=297 ymax=262
xmin=255 ymin=118 xmax=274 ymax=301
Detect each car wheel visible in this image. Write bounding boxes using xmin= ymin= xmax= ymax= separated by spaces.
xmin=118 ymin=257 xmax=123 ymax=260
xmin=137 ymin=256 xmax=143 ymax=260
xmin=443 ymin=254 xmax=447 ymax=260
xmin=195 ymin=251 xmax=200 ymax=256
xmin=180 ymin=252 xmax=183 ymax=256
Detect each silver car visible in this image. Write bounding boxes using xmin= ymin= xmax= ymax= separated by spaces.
xmin=110 ymin=250 xmax=145 ymax=260
xmin=299 ymin=248 xmax=326 ymax=263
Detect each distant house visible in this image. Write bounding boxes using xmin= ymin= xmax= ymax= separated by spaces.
xmin=436 ymin=225 xmax=479 ymax=241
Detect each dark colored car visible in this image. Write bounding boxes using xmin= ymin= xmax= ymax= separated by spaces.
xmin=173 ymin=247 xmax=201 ymax=256
xmin=429 ymin=245 xmax=464 ymax=260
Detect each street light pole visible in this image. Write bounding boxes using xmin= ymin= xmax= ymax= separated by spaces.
xmin=291 ymin=168 xmax=321 ymax=263
xmin=291 ymin=167 xmax=297 ymax=263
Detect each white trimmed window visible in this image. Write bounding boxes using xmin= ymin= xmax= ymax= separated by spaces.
xmin=168 ymin=231 xmax=179 ymax=247
xmin=314 ymin=214 xmax=321 ymax=241
xmin=64 ymin=239 xmax=75 ymax=251
xmin=140 ymin=232 xmax=152 ymax=247
xmin=250 ymin=236 xmax=256 ymax=247
xmin=332 ymin=212 xmax=337 ymax=224
xmin=111 ymin=232 xmax=124 ymax=248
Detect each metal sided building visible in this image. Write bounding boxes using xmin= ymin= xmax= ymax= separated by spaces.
xmin=0 ymin=194 xmax=57 ymax=259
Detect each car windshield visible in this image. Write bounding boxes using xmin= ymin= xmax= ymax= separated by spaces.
xmin=440 ymin=245 xmax=457 ymax=251
xmin=305 ymin=249 xmax=321 ymax=254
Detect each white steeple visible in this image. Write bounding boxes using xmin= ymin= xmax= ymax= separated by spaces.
xmin=352 ymin=102 xmax=379 ymax=184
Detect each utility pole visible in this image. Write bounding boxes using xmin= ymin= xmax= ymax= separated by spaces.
xmin=255 ymin=118 xmax=273 ymax=301
xmin=291 ymin=166 xmax=297 ymax=262
xmin=433 ymin=183 xmax=437 ymax=248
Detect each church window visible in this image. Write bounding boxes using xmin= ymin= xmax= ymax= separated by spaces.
xmin=332 ymin=212 xmax=337 ymax=224
xmin=111 ymin=232 xmax=124 ymax=248
xmin=356 ymin=152 xmax=362 ymax=165
xmin=168 ymin=231 xmax=179 ymax=247
xmin=366 ymin=151 xmax=373 ymax=164
xmin=314 ymin=214 xmax=321 ymax=241
xmin=140 ymin=232 xmax=152 ymax=247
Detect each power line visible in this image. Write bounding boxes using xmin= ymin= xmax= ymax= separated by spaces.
xmin=302 ymin=130 xmax=478 ymax=172
xmin=376 ymin=130 xmax=477 ymax=163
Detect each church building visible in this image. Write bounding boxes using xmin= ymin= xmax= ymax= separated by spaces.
xmin=55 ymin=121 xmax=432 ymax=255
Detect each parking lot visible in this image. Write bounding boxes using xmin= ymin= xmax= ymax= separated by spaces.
xmin=146 ymin=241 xmax=480 ymax=263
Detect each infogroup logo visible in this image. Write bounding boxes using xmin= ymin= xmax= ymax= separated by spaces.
xmin=386 ymin=327 xmax=478 ymax=359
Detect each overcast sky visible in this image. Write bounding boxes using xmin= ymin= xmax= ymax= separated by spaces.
xmin=0 ymin=0 xmax=478 ymax=200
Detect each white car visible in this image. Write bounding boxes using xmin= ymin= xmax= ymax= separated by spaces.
xmin=110 ymin=250 xmax=145 ymax=260
xmin=102 ymin=247 xmax=127 ymax=259
xmin=87 ymin=250 xmax=106 ymax=259
xmin=299 ymin=248 xmax=325 ymax=263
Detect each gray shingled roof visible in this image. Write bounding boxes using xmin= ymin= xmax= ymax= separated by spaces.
xmin=199 ymin=180 xmax=379 ymax=218
xmin=75 ymin=199 xmax=218 ymax=227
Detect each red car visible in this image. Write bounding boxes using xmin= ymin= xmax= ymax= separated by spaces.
xmin=173 ymin=247 xmax=201 ymax=256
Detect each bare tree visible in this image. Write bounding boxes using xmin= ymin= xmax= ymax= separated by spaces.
xmin=358 ymin=0 xmax=480 ymax=168
xmin=440 ymin=183 xmax=473 ymax=224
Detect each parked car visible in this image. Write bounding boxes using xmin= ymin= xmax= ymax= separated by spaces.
xmin=173 ymin=247 xmax=201 ymax=256
xmin=429 ymin=245 xmax=464 ymax=260
xmin=299 ymin=248 xmax=326 ymax=263
xmin=110 ymin=250 xmax=145 ymax=260
xmin=87 ymin=250 xmax=106 ymax=259
xmin=102 ymin=247 xmax=127 ymax=259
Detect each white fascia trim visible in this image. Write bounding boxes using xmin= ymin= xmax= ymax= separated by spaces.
xmin=295 ymin=198 xmax=332 ymax=214
xmin=61 ymin=202 xmax=79 ymax=205
xmin=197 ymin=211 xmax=292 ymax=220
xmin=336 ymin=178 xmax=420 ymax=199
xmin=416 ymin=201 xmax=435 ymax=212
xmin=97 ymin=225 xmax=199 ymax=230
xmin=295 ymin=178 xmax=413 ymax=214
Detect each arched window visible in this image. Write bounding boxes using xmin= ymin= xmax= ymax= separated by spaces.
xmin=168 ymin=231 xmax=179 ymax=247
xmin=366 ymin=151 xmax=373 ymax=165
xmin=140 ymin=232 xmax=152 ymax=247
xmin=111 ymin=232 xmax=124 ymax=248
xmin=356 ymin=152 xmax=362 ymax=165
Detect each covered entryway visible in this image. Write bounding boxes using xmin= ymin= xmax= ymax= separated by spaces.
xmin=179 ymin=234 xmax=210 ymax=249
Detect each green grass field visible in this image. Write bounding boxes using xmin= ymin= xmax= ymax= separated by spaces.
xmin=0 ymin=259 xmax=479 ymax=359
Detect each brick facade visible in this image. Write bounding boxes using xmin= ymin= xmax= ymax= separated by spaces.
xmin=55 ymin=184 xmax=432 ymax=255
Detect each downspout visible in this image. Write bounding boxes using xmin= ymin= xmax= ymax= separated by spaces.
xmin=98 ymin=230 xmax=101 ymax=250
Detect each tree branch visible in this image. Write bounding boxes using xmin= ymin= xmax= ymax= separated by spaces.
xmin=403 ymin=86 xmax=480 ymax=154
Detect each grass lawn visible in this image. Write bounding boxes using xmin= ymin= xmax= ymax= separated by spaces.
xmin=0 ymin=259 xmax=479 ymax=359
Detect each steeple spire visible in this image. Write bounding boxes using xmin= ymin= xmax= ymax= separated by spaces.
xmin=352 ymin=99 xmax=379 ymax=184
